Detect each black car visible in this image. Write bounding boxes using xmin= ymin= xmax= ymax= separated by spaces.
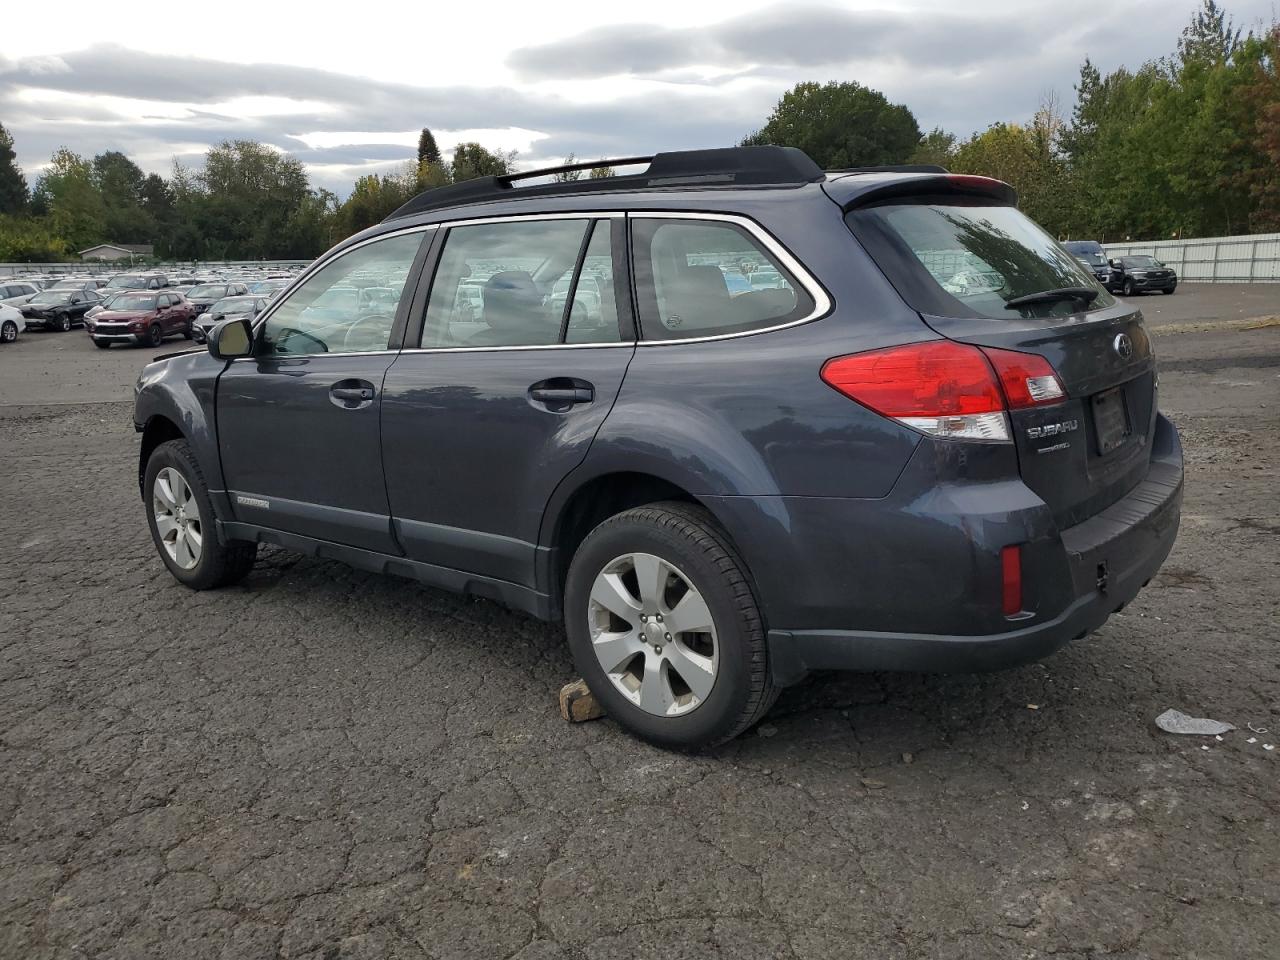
xmin=1108 ymin=255 xmax=1177 ymax=296
xmin=184 ymin=282 xmax=249 ymax=317
xmin=132 ymin=147 xmax=1183 ymax=748
xmin=1062 ymin=240 xmax=1112 ymax=286
xmin=21 ymin=288 xmax=101 ymax=331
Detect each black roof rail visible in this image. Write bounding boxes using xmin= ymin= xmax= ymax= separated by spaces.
xmin=383 ymin=146 xmax=825 ymax=221
xmin=828 ymin=164 xmax=950 ymax=175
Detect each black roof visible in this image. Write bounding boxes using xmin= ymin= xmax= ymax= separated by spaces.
xmin=384 ymin=146 xmax=825 ymax=221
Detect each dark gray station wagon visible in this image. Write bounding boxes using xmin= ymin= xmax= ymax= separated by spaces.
xmin=133 ymin=147 xmax=1183 ymax=748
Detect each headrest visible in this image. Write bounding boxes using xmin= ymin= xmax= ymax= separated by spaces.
xmin=483 ymin=271 xmax=541 ymax=329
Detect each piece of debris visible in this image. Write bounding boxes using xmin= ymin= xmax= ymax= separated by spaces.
xmin=1027 ymin=704 xmax=1040 ymax=710
xmin=1155 ymin=708 xmax=1235 ymax=735
xmin=757 ymin=724 xmax=778 ymax=738
xmin=902 ymin=752 xmax=914 ymax=765
xmin=1247 ymin=737 xmax=1258 ymax=744
xmin=559 ymin=679 xmax=605 ymax=723
xmin=1265 ymin=744 xmax=1276 ymax=752
xmin=1247 ymin=722 xmax=1270 ymax=735
xmin=860 ymin=777 xmax=887 ymax=790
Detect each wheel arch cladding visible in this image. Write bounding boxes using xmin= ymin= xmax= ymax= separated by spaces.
xmin=138 ymin=415 xmax=184 ymax=493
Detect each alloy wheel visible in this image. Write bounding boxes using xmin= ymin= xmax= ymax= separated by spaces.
xmin=153 ymin=467 xmax=203 ymax=570
xmin=587 ymin=552 xmax=718 ymax=717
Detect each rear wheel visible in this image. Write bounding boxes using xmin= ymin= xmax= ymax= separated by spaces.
xmin=0 ymin=320 xmax=16 ymax=343
xmin=144 ymin=439 xmax=257 ymax=589
xmin=564 ymin=501 xmax=776 ymax=749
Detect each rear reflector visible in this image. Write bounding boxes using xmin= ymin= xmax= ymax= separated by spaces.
xmin=981 ymin=347 xmax=1066 ymax=408
xmin=820 ymin=341 xmax=1010 ymax=442
xmin=1001 ymin=545 xmax=1022 ymax=616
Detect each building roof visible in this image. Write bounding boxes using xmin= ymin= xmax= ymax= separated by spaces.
xmin=78 ymin=243 xmax=155 ymax=255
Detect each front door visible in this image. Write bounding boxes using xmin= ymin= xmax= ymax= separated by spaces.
xmin=216 ymin=229 xmax=432 ymax=554
xmin=381 ymin=217 xmax=634 ymax=588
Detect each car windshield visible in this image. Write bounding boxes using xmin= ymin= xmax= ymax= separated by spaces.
xmin=111 ymin=295 xmax=156 ymax=311
xmin=106 ymin=275 xmax=147 ymax=289
xmin=187 ymin=285 xmax=226 ymax=298
xmin=211 ymin=297 xmax=256 ymax=313
xmin=1124 ymin=256 xmax=1162 ymax=267
xmin=30 ymin=291 xmax=66 ymax=304
xmin=851 ymin=202 xmax=1113 ymax=319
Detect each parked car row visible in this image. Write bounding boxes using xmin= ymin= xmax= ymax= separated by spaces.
xmin=1062 ymin=241 xmax=1178 ymax=295
xmin=0 ymin=267 xmax=298 ymax=347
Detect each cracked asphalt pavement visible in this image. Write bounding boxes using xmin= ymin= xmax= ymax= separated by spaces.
xmin=1 ymin=285 xmax=1277 ymax=959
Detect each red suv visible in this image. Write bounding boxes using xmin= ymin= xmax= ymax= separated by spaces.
xmin=86 ymin=291 xmax=196 ymax=348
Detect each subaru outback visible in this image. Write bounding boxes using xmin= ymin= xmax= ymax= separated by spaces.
xmin=133 ymin=147 xmax=1183 ymax=748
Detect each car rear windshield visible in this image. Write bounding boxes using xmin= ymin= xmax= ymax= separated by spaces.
xmin=848 ymin=201 xmax=1114 ymax=320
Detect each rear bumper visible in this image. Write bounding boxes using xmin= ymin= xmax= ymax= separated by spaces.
xmin=706 ymin=414 xmax=1183 ymax=686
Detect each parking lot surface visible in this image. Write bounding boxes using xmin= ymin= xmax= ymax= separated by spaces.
xmin=1 ymin=286 xmax=1278 ymax=959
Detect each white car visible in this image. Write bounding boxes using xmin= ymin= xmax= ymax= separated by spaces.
xmin=0 ymin=302 xmax=22 ymax=344
xmin=0 ymin=280 xmax=42 ymax=307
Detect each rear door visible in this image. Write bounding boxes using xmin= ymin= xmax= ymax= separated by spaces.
xmin=216 ymin=228 xmax=432 ymax=553
xmin=380 ymin=215 xmax=634 ymax=588
xmin=845 ymin=194 xmax=1156 ymax=528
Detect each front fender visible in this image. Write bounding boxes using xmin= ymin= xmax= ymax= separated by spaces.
xmin=134 ymin=350 xmax=226 ymax=503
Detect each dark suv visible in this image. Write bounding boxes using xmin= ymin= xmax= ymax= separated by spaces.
xmin=133 ymin=147 xmax=1183 ymax=748
xmin=1108 ymin=256 xmax=1178 ymax=296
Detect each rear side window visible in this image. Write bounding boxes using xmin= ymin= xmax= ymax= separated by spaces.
xmin=631 ymin=218 xmax=812 ymax=341
xmin=849 ymin=202 xmax=1114 ymax=320
xmin=419 ymin=218 xmax=624 ymax=348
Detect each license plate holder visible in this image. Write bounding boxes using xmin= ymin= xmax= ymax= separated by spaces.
xmin=1092 ymin=387 xmax=1131 ymax=455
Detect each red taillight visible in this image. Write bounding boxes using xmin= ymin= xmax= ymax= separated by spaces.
xmin=1001 ymin=545 xmax=1022 ymax=616
xmin=821 ymin=341 xmax=1067 ymax=442
xmin=982 ymin=347 xmax=1066 ymax=409
xmin=820 ymin=341 xmax=1009 ymax=441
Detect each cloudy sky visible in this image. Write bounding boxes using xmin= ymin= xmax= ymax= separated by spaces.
xmin=1 ymin=0 xmax=1275 ymax=196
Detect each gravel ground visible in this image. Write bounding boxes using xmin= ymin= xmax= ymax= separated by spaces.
xmin=1 ymin=289 xmax=1277 ymax=959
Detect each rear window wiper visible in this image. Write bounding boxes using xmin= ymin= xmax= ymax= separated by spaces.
xmin=1003 ymin=287 xmax=1099 ymax=310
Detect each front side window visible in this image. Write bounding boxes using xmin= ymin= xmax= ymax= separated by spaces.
xmin=420 ymin=219 xmax=622 ymax=348
xmin=631 ymin=218 xmax=811 ymax=341
xmin=260 ymin=231 xmax=424 ymax=356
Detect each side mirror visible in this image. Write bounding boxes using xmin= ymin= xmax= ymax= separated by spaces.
xmin=1109 ymin=260 xmax=1121 ymax=268
xmin=207 ymin=317 xmax=253 ymax=361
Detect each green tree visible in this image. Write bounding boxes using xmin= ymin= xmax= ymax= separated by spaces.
xmin=334 ymin=166 xmax=418 ymax=237
xmin=1241 ymin=25 xmax=1280 ymax=229
xmin=587 ymin=163 xmax=615 ymax=179
xmin=0 ymin=215 xmax=67 ymax=260
xmin=911 ymin=128 xmax=957 ymax=168
xmin=553 ymin=153 xmax=583 ymax=182
xmin=0 ymin=124 xmax=28 ymax=214
xmin=417 ymin=128 xmax=442 ymax=168
xmin=92 ymin=151 xmax=154 ymax=243
xmin=741 ymin=80 xmax=921 ymax=168
xmin=32 ymin=148 xmax=107 ymax=251
xmin=451 ymin=142 xmax=515 ymax=181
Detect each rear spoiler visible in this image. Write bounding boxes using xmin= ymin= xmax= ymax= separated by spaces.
xmin=829 ymin=173 xmax=1018 ymax=210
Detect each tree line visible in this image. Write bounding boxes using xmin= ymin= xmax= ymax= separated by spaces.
xmin=0 ymin=1 xmax=1275 ymax=262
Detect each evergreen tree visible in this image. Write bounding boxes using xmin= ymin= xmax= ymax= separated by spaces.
xmin=0 ymin=123 xmax=28 ymax=214
xmin=417 ymin=128 xmax=442 ymax=168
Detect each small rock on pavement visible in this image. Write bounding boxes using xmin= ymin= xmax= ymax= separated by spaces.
xmin=559 ymin=679 xmax=605 ymax=723
xmin=757 ymin=724 xmax=778 ymax=738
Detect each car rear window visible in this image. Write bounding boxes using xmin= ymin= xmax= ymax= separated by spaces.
xmin=848 ymin=201 xmax=1114 ymax=320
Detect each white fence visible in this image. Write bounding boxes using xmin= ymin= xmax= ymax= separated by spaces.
xmin=1103 ymin=233 xmax=1280 ymax=283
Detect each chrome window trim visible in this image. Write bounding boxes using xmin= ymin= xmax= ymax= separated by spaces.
xmin=242 ymin=208 xmax=832 ymax=360
xmin=628 ymin=211 xmax=832 ymax=346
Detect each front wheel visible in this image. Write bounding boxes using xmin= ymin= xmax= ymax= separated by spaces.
xmin=1122 ymin=280 xmax=1135 ymax=297
xmin=0 ymin=320 xmax=16 ymax=343
xmin=1162 ymin=286 xmax=1176 ymax=295
xmin=53 ymin=313 xmax=72 ymax=332
xmin=146 ymin=323 xmax=163 ymax=347
xmin=93 ymin=339 xmax=111 ymax=349
xmin=564 ymin=501 xmax=776 ymax=749
xmin=144 ymin=439 xmax=258 ymax=589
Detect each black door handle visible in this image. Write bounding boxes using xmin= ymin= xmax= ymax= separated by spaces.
xmin=529 ymin=386 xmax=593 ymax=404
xmin=330 ymin=380 xmax=376 ymax=409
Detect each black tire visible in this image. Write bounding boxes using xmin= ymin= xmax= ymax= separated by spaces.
xmin=182 ymin=322 xmax=193 ymax=340
xmin=1162 ymin=286 xmax=1175 ymax=295
xmin=564 ymin=500 xmax=777 ymax=749
xmin=0 ymin=320 xmax=16 ymax=343
xmin=144 ymin=438 xmax=257 ymax=589
xmin=1122 ymin=280 xmax=1135 ymax=297
xmin=146 ymin=323 xmax=163 ymax=347
xmin=53 ymin=313 xmax=71 ymax=332
xmin=93 ymin=339 xmax=111 ymax=349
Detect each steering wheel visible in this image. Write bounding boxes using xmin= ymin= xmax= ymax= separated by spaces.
xmin=341 ymin=314 xmax=395 ymax=352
